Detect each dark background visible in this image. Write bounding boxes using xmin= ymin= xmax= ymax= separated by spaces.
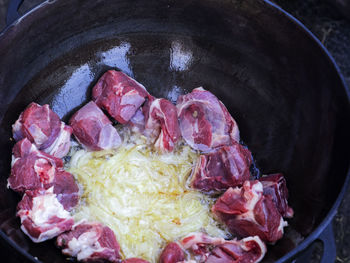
xmin=0 ymin=0 xmax=349 ymax=262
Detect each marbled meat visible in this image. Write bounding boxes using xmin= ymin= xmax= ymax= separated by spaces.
xmin=69 ymin=101 xmax=121 ymax=151
xmin=12 ymin=103 xmax=72 ymax=158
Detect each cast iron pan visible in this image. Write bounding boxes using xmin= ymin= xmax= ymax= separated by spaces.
xmin=0 ymin=0 xmax=349 ymax=262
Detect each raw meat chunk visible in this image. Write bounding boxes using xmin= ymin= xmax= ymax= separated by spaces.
xmin=92 ymin=70 xmax=149 ymax=124
xmin=17 ymin=187 xmax=74 ymax=243
xmin=159 ymin=242 xmax=185 ymax=263
xmin=205 ymin=236 xmax=266 ymax=263
xmin=12 ymin=102 xmax=72 ymax=158
xmin=12 ymin=103 xmax=60 ymax=147
xmin=176 ymin=88 xmax=239 ymax=152
xmin=9 ymin=139 xmax=79 ymax=210
xmin=212 ymin=181 xmax=287 ymax=243
xmin=144 ymin=98 xmax=181 ymax=152
xmin=190 ymin=143 xmax=252 ymax=193
xmin=259 ymin=174 xmax=294 ymax=218
xmin=57 ymin=221 xmax=121 ymax=263
xmin=179 ymin=232 xmax=266 ymax=263
xmin=9 ymin=139 xmax=63 ymax=193
xmin=12 ymin=137 xmax=38 ymax=158
xmin=69 ymin=101 xmax=121 ymax=151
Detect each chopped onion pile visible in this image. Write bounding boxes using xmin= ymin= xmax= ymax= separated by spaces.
xmin=67 ymin=133 xmax=229 ymax=262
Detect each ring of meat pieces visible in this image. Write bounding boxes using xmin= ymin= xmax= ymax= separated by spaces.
xmin=8 ymin=71 xmax=294 ymax=263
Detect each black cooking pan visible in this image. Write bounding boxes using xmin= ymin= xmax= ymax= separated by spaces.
xmin=0 ymin=0 xmax=349 ymax=262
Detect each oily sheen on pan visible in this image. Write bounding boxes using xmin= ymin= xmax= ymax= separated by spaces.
xmin=7 ymin=70 xmax=293 ymax=263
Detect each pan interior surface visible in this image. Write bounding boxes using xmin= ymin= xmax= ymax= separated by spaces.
xmin=0 ymin=0 xmax=349 ymax=262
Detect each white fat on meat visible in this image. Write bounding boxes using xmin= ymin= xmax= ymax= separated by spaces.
xmin=119 ymin=88 xmax=146 ymax=122
xmin=58 ymin=221 xmax=120 ymax=262
xmin=180 ymin=232 xmax=226 ymax=250
xmin=179 ymin=232 xmax=267 ymax=263
xmin=11 ymin=143 xmax=40 ymax=164
xmin=212 ymin=180 xmax=287 ymax=243
xmin=236 ymin=181 xmax=263 ymax=222
xmin=63 ymin=229 xmax=104 ymax=260
xmin=18 ymin=187 xmax=73 ymax=242
xmin=145 ymin=99 xmax=162 ymax=142
xmin=278 ymin=217 xmax=288 ymax=233
xmin=11 ymin=155 xmax=19 ymax=168
xmin=29 ymin=188 xmax=70 ymax=225
xmin=27 ymin=124 xmax=49 ymax=146
xmin=237 ymin=181 xmax=288 ymax=236
xmin=21 ymin=224 xmax=61 ymax=243
xmin=144 ymin=98 xmax=180 ymax=152
xmin=12 ymin=118 xmax=23 ymax=139
xmin=154 ymin=130 xmax=174 ymax=151
xmin=44 ymin=122 xmax=72 ymax=158
xmin=240 ymin=236 xmax=267 ymax=263
xmin=12 ymin=103 xmax=58 ymax=146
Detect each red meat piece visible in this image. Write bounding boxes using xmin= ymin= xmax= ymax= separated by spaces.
xmin=212 ymin=181 xmax=287 ymax=243
xmin=69 ymin=101 xmax=121 ymax=151
xmin=206 ymin=236 xmax=266 ymax=263
xmin=57 ymin=221 xmax=121 ymax=263
xmin=9 ymin=139 xmax=79 ymax=210
xmin=179 ymin=232 xmax=266 ymax=263
xmin=12 ymin=103 xmax=60 ymax=147
xmin=176 ymin=88 xmax=240 ymax=152
xmin=17 ymin=188 xmax=74 ymax=243
xmin=259 ymin=174 xmax=294 ymax=218
xmin=159 ymin=242 xmax=185 ymax=263
xmin=92 ymin=70 xmax=149 ymax=124
xmin=9 ymin=139 xmax=63 ymax=193
xmin=190 ymin=143 xmax=252 ymax=193
xmin=144 ymin=98 xmax=181 ymax=152
xmin=12 ymin=102 xmax=72 ymax=158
